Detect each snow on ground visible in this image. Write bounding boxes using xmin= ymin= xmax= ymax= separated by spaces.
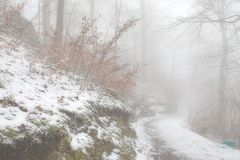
xmin=152 ymin=115 xmax=240 ymax=160
xmin=133 ymin=117 xmax=155 ymax=160
xmin=0 ymin=33 xmax=128 ymax=153
xmin=71 ymin=132 xmax=94 ymax=153
xmin=102 ymin=149 xmax=121 ymax=160
xmin=134 ymin=114 xmax=240 ymax=160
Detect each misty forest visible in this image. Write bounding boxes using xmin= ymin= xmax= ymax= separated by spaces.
xmin=1 ymin=0 xmax=240 ymax=160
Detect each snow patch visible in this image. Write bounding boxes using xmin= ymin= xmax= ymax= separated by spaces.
xmin=71 ymin=133 xmax=94 ymax=152
xmin=133 ymin=117 xmax=155 ymax=160
xmin=102 ymin=149 xmax=120 ymax=160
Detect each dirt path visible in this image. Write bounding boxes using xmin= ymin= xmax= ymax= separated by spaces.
xmin=143 ymin=117 xmax=191 ymax=160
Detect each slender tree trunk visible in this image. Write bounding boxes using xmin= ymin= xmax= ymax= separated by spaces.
xmin=42 ymin=0 xmax=51 ymax=40
xmin=140 ymin=0 xmax=146 ymax=66
xmin=218 ymin=0 xmax=228 ymax=136
xmin=168 ymin=51 xmax=177 ymax=113
xmin=0 ymin=0 xmax=8 ymax=14
xmin=90 ymin=0 xmax=94 ymax=32
xmin=140 ymin=0 xmax=147 ymax=81
xmin=55 ymin=0 xmax=64 ymax=55
xmin=38 ymin=0 xmax=41 ymax=38
xmin=114 ymin=0 xmax=121 ymax=55
xmin=171 ymin=52 xmax=176 ymax=83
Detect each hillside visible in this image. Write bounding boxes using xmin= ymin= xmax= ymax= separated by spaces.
xmin=0 ymin=33 xmax=136 ymax=160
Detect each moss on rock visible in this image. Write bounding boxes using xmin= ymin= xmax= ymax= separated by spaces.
xmin=0 ymin=126 xmax=67 ymax=160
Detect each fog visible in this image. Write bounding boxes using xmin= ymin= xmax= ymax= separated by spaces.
xmin=22 ymin=0 xmax=240 ymax=151
xmin=1 ymin=0 xmax=240 ymax=159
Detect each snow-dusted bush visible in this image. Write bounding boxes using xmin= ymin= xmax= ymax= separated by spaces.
xmin=0 ymin=1 xmax=39 ymax=49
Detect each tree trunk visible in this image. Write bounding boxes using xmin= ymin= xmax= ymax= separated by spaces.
xmin=114 ymin=0 xmax=121 ymax=55
xmin=0 ymin=0 xmax=8 ymax=14
xmin=218 ymin=0 xmax=228 ymax=136
xmin=140 ymin=0 xmax=146 ymax=66
xmin=55 ymin=0 xmax=64 ymax=55
xmin=38 ymin=0 xmax=41 ymax=38
xmin=140 ymin=0 xmax=147 ymax=81
xmin=90 ymin=0 xmax=94 ymax=32
xmin=42 ymin=0 xmax=51 ymax=40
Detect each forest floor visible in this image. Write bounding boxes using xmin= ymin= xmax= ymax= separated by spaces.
xmin=134 ymin=114 xmax=240 ymax=160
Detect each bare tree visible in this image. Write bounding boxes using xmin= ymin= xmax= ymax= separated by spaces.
xmin=181 ymin=1 xmax=228 ymax=111
xmin=218 ymin=0 xmax=228 ymax=130
xmin=90 ymin=0 xmax=94 ymax=32
xmin=0 ymin=0 xmax=8 ymax=15
xmin=55 ymin=0 xmax=64 ymax=55
xmin=42 ymin=0 xmax=51 ymax=40
xmin=180 ymin=0 xmax=240 ymax=137
xmin=114 ymin=0 xmax=122 ymax=55
xmin=140 ymin=0 xmax=146 ymax=66
xmin=38 ymin=0 xmax=41 ymax=37
xmin=90 ymin=0 xmax=94 ymax=21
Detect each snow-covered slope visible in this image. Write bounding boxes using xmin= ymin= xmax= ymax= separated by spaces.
xmin=0 ymin=34 xmax=135 ymax=160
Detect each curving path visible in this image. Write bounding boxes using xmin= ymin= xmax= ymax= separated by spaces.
xmin=134 ymin=114 xmax=240 ymax=160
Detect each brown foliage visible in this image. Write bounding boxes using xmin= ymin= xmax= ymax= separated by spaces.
xmin=1 ymin=1 xmax=27 ymax=27
xmin=44 ymin=17 xmax=138 ymax=92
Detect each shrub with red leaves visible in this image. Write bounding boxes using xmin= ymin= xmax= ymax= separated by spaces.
xmin=44 ymin=17 xmax=138 ymax=93
xmin=0 ymin=1 xmax=27 ymax=27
